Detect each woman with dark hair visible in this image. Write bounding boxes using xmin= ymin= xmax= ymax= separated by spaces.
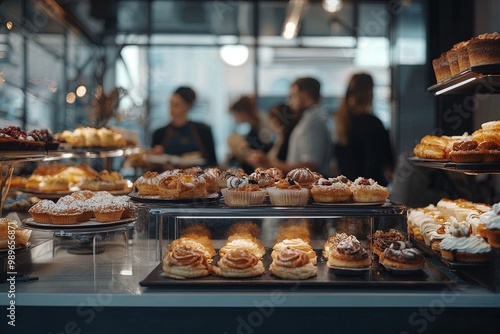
xmin=267 ymin=103 xmax=299 ymax=162
xmin=226 ymin=95 xmax=272 ymax=173
xmin=150 ymin=86 xmax=217 ymax=167
xmin=333 ymin=73 xmax=393 ymax=186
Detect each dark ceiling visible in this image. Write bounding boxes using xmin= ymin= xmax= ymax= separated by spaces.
xmin=36 ymin=0 xmax=391 ymax=45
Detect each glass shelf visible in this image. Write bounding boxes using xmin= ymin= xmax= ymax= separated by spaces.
xmin=408 ymin=156 xmax=500 ymax=175
xmin=428 ymin=64 xmax=500 ymax=95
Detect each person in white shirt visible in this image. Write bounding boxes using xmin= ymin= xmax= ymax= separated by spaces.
xmin=247 ymin=77 xmax=331 ymax=176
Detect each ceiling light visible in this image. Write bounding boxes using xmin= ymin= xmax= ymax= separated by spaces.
xmin=281 ymin=0 xmax=308 ymax=40
xmin=76 ymin=85 xmax=87 ymax=97
xmin=220 ymin=44 xmax=249 ymax=66
xmin=323 ymin=0 xmax=343 ymax=13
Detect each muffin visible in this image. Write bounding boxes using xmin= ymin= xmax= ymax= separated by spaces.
xmin=93 ymin=201 xmax=125 ymax=222
xmin=28 ymin=199 xmax=56 ymax=223
xmin=224 ymin=176 xmax=266 ymax=207
xmin=267 ymin=179 xmax=309 ymax=206
xmin=49 ymin=202 xmax=84 ymax=225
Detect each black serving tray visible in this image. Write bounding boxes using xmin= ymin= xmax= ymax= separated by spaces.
xmin=140 ymin=250 xmax=454 ymax=289
xmin=410 ymin=237 xmax=489 ymax=269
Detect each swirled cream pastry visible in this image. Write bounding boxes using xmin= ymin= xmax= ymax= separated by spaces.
xmin=211 ymin=249 xmax=265 ymax=278
xmin=270 ymin=247 xmax=317 ymax=280
xmin=271 ymin=238 xmax=317 ymax=265
xmin=162 ymin=247 xmax=211 ymax=280
xmin=213 ymin=221 xmax=265 ymax=277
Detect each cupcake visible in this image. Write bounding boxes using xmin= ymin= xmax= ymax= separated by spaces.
xmin=223 ymin=176 xmax=266 ymax=207
xmin=267 ymin=178 xmax=309 ymax=206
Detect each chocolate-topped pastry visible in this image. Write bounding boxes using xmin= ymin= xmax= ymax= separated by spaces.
xmin=379 ymin=241 xmax=425 ymax=269
xmin=370 ymin=229 xmax=407 ymax=256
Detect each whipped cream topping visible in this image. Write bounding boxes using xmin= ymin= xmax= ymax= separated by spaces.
xmin=439 ymin=234 xmax=491 ymax=253
xmin=227 ymin=176 xmax=250 ymax=189
xmin=483 ymin=203 xmax=500 ymax=230
xmin=449 ymin=219 xmax=472 ymax=237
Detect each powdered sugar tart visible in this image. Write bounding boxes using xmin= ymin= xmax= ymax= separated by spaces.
xmin=351 ymin=177 xmax=389 ymax=203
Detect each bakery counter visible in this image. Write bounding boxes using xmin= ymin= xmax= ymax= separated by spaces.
xmin=1 ymin=231 xmax=499 ymax=309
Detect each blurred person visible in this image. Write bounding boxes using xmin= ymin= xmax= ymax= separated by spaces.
xmin=150 ymin=86 xmax=217 ymax=167
xmin=333 ymin=73 xmax=393 ymax=186
xmin=266 ymin=103 xmax=299 ymax=162
xmin=226 ymin=95 xmax=272 ymax=173
xmin=247 ymin=77 xmax=331 ymax=176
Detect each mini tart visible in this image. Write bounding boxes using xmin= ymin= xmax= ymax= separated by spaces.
xmin=211 ymin=249 xmax=265 ymax=278
xmin=286 ymin=167 xmax=316 ymax=188
xmin=351 ymin=177 xmax=389 ymax=203
xmin=327 ymin=236 xmax=371 ymax=268
xmin=310 ymin=176 xmax=352 ymax=203
xmin=449 ymin=140 xmax=482 ymax=163
xmin=267 ymin=179 xmax=309 ymax=206
xmin=477 ymin=141 xmax=500 ymax=163
xmin=28 ymin=199 xmax=56 ymax=223
xmin=270 ymin=247 xmax=317 ymax=280
xmin=134 ymin=171 xmax=160 ymax=196
xmin=379 ymin=241 xmax=425 ymax=269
